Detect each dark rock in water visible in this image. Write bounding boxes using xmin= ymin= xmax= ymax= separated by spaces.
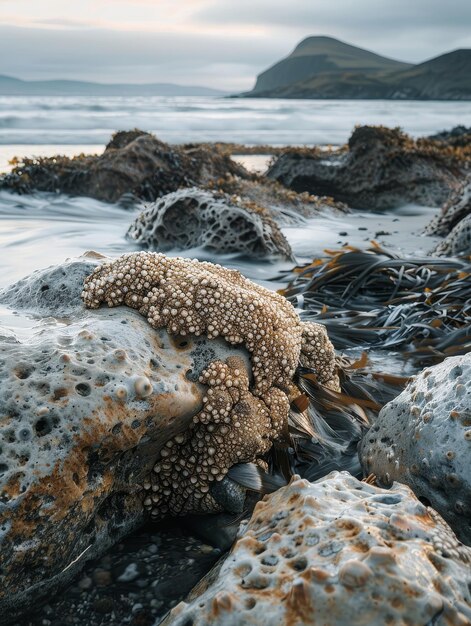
xmin=0 ymin=129 xmax=249 ymax=203
xmin=0 ymin=255 xmax=251 ymax=624
xmin=267 ymin=125 xmax=468 ymax=209
xmin=163 ymin=473 xmax=471 ymax=626
xmin=426 ymin=178 xmax=471 ymax=237
xmin=360 ymin=353 xmax=471 ymax=546
xmin=428 ymin=125 xmax=471 ymax=146
xmin=127 ymin=187 xmax=293 ymax=259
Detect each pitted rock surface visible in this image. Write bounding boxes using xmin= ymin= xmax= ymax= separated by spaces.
xmin=433 ymin=213 xmax=471 ymax=257
xmin=127 ymin=187 xmax=293 ymax=259
xmin=361 ymin=353 xmax=471 ymax=545
xmin=164 ymin=472 xmax=471 ymax=626
xmin=268 ymin=125 xmax=465 ymax=210
xmin=0 ymin=257 xmax=251 ymax=624
xmin=426 ymin=179 xmax=471 ymax=237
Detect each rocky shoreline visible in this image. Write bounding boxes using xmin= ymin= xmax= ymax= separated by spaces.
xmin=1 ymin=125 xmax=471 ymax=625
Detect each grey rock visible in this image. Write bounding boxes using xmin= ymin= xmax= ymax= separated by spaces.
xmin=127 ymin=187 xmax=293 ymax=260
xmin=163 ymin=472 xmax=471 ymax=626
xmin=0 ymin=256 xmax=250 ymax=624
xmin=360 ymin=353 xmax=471 ymax=545
xmin=433 ymin=213 xmax=471 ymax=257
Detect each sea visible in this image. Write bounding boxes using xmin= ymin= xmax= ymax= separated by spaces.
xmin=0 ymin=95 xmax=469 ymax=337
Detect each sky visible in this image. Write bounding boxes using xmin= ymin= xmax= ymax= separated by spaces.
xmin=0 ymin=0 xmax=470 ymax=91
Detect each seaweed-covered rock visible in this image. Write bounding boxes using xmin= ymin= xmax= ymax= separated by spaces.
xmin=0 ymin=130 xmax=249 ymax=203
xmin=127 ymin=188 xmax=293 ymax=259
xmin=433 ymin=214 xmax=471 ymax=257
xmin=426 ymin=179 xmax=471 ymax=237
xmin=0 ymin=256 xmax=251 ymax=624
xmin=164 ymin=472 xmax=471 ymax=626
xmin=268 ymin=125 xmax=468 ymax=209
xmin=360 ymin=353 xmax=471 ymax=545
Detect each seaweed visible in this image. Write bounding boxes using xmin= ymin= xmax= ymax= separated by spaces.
xmin=279 ymin=243 xmax=471 ymax=365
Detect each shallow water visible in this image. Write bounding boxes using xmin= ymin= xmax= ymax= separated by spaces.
xmin=1 ymin=96 xmax=470 ymax=148
xmin=0 ymin=187 xmax=441 ymax=339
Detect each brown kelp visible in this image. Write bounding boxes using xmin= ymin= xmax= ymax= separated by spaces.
xmin=279 ymin=243 xmax=471 ymax=364
xmin=230 ymin=244 xmax=470 ymax=498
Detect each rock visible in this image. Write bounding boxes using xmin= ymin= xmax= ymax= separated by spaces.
xmin=126 ymin=187 xmax=293 ymax=259
xmin=426 ymin=179 xmax=471 ymax=237
xmin=0 ymin=256 xmax=252 ymax=624
xmin=267 ymin=125 xmax=467 ymax=209
xmin=163 ymin=472 xmax=471 ymax=626
xmin=360 ymin=353 xmax=471 ymax=545
xmin=428 ymin=126 xmax=471 ymax=146
xmin=432 ymin=214 xmax=471 ymax=257
xmin=81 ymin=252 xmax=339 ymax=518
xmin=0 ymin=130 xmax=249 ymax=203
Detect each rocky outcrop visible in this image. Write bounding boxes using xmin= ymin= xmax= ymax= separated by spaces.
xmin=127 ymin=188 xmax=293 ymax=259
xmin=0 ymin=255 xmax=254 ymax=623
xmin=164 ymin=472 xmax=471 ymax=626
xmin=0 ymin=130 xmax=249 ymax=203
xmin=268 ymin=126 xmax=468 ymax=209
xmin=360 ymin=353 xmax=471 ymax=546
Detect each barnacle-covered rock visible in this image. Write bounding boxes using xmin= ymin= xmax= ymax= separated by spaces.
xmin=361 ymin=353 xmax=471 ymax=545
xmin=81 ymin=252 xmax=338 ymax=396
xmin=0 ymin=256 xmax=252 ymax=624
xmin=127 ymin=187 xmax=293 ymax=259
xmin=81 ymin=252 xmax=339 ymax=516
xmin=433 ymin=213 xmax=471 ymax=257
xmin=145 ymin=357 xmax=289 ymax=518
xmin=268 ymin=125 xmax=467 ymax=209
xmin=164 ymin=472 xmax=471 ymax=626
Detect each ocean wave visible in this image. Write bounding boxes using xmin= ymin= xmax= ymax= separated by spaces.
xmin=0 ymin=96 xmax=470 ymax=146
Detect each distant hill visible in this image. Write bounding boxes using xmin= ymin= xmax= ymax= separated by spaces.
xmin=242 ymin=36 xmax=471 ymax=100
xmin=0 ymin=75 xmax=225 ymax=97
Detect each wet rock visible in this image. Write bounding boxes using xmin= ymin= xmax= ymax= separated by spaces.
xmin=267 ymin=125 xmax=467 ymax=209
xmin=426 ymin=178 xmax=471 ymax=237
xmin=127 ymin=187 xmax=293 ymax=259
xmin=433 ymin=214 xmax=471 ymax=257
xmin=163 ymin=472 xmax=471 ymax=626
xmin=360 ymin=353 xmax=471 ymax=545
xmin=0 ymin=130 xmax=249 ymax=203
xmin=0 ymin=256 xmax=250 ymax=624
xmin=428 ymin=126 xmax=471 ymax=146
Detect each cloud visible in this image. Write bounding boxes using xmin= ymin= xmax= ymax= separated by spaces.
xmin=0 ymin=1 xmax=470 ymax=89
xmin=195 ymin=0 xmax=471 ymax=62
xmin=0 ymin=25 xmax=278 ymax=90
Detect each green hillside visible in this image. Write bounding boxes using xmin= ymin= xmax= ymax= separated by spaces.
xmin=245 ymin=37 xmax=471 ymax=100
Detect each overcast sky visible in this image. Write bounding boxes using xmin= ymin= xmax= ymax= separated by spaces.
xmin=1 ymin=0 xmax=470 ymax=90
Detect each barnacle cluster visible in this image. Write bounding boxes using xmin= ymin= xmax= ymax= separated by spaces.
xmin=82 ymin=252 xmax=338 ymax=516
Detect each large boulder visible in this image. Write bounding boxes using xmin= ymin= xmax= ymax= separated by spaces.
xmin=0 ymin=252 xmax=339 ymax=623
xmin=127 ymin=187 xmax=293 ymax=259
xmin=164 ymin=472 xmax=471 ymax=626
xmin=0 ymin=130 xmax=249 ymax=203
xmin=267 ymin=126 xmax=467 ymax=209
xmin=360 ymin=353 xmax=471 ymax=545
xmin=0 ymin=255 xmax=251 ymax=623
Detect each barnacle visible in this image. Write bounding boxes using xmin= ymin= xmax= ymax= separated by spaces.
xmin=82 ymin=252 xmax=338 ymax=516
